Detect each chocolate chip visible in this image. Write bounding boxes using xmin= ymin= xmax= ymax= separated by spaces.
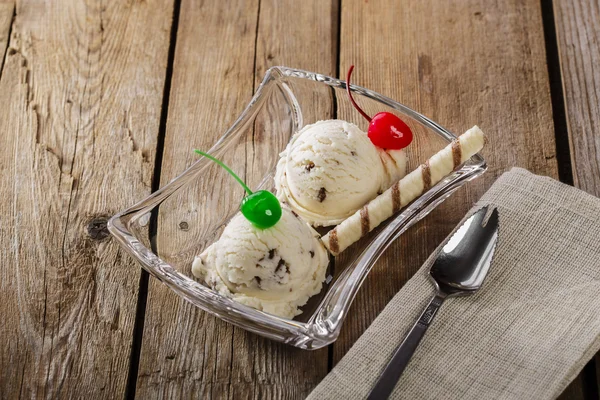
xmin=258 ymin=256 xmax=265 ymax=262
xmin=276 ymin=258 xmax=286 ymax=273
xmin=305 ymin=162 xmax=315 ymax=172
xmin=291 ymin=210 xmax=299 ymax=218
xmin=351 ymin=151 xmax=357 ymax=156
xmin=317 ymin=187 xmax=327 ymax=202
xmin=309 ymin=251 xmax=315 ymax=258
xmin=179 ymin=221 xmax=189 ymax=231
xmin=254 ymin=276 xmax=262 ymax=286
xmin=268 ymin=249 xmax=276 ymax=259
xmin=275 ymin=258 xmax=291 ymax=278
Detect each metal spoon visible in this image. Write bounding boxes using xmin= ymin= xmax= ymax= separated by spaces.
xmin=367 ymin=206 xmax=499 ymax=400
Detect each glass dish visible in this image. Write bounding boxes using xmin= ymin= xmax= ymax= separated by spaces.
xmin=108 ymin=67 xmax=486 ymax=349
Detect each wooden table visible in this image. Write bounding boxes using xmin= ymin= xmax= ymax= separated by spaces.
xmin=1 ymin=0 xmax=598 ymax=398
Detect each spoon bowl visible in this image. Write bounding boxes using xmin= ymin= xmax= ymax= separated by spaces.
xmin=430 ymin=206 xmax=499 ymax=296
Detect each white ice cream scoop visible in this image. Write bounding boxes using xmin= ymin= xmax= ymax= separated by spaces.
xmin=275 ymin=120 xmax=407 ymax=227
xmin=192 ymin=207 xmax=329 ymax=319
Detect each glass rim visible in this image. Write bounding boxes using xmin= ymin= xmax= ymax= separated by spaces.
xmin=108 ymin=66 xmax=486 ymax=349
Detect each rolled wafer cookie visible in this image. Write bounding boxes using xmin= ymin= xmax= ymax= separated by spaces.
xmin=322 ymin=125 xmax=485 ymax=255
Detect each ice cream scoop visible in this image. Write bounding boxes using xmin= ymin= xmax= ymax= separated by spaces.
xmin=192 ymin=207 xmax=329 ymax=319
xmin=275 ymin=120 xmax=407 ymax=227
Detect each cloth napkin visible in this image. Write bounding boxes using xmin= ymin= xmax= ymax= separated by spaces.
xmin=308 ymin=168 xmax=600 ymax=400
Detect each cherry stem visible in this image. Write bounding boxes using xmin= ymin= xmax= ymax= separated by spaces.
xmin=346 ymin=65 xmax=372 ymax=123
xmin=194 ymin=149 xmax=253 ymax=195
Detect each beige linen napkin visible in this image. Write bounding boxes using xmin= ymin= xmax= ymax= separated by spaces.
xmin=308 ymin=168 xmax=600 ymax=400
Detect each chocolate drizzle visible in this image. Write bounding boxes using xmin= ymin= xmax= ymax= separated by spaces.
xmin=360 ymin=206 xmax=370 ymax=236
xmin=392 ymin=182 xmax=401 ymax=213
xmin=421 ymin=160 xmax=432 ymax=190
xmin=451 ymin=139 xmax=462 ymax=168
xmin=329 ymin=228 xmax=339 ymax=254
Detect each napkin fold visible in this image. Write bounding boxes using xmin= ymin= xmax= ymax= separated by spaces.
xmin=308 ymin=168 xmax=600 ymax=400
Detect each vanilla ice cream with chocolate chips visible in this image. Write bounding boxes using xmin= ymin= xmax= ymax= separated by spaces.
xmin=275 ymin=120 xmax=407 ymax=227
xmin=192 ymin=207 xmax=329 ymax=319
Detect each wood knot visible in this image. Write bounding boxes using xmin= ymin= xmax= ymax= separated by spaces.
xmin=87 ymin=218 xmax=110 ymax=240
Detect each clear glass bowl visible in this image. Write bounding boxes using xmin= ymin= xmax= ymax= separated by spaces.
xmin=108 ymin=67 xmax=486 ymax=349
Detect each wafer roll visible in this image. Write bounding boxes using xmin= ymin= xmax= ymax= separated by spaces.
xmin=322 ymin=126 xmax=485 ymax=255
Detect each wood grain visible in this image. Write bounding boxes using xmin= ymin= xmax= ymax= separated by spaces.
xmin=136 ymin=0 xmax=339 ymax=397
xmin=0 ymin=0 xmax=13 ymax=74
xmin=554 ymin=0 xmax=600 ymax=197
xmin=135 ymin=0 xmax=260 ymax=397
xmin=0 ymin=0 xmax=173 ymax=397
xmin=334 ymin=0 xmax=558 ymax=364
xmin=553 ymin=0 xmax=600 ymax=395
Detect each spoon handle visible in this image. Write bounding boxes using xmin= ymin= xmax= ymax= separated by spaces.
xmin=367 ymin=294 xmax=446 ymax=400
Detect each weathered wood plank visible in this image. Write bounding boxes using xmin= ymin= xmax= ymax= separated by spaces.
xmin=0 ymin=0 xmax=173 ymax=397
xmin=135 ymin=0 xmax=260 ymax=398
xmin=334 ymin=0 xmax=558 ymax=370
xmin=252 ymin=1 xmax=338 ymax=397
xmin=553 ymin=0 xmax=600 ymax=394
xmin=250 ymin=0 xmax=338 ymax=397
xmin=554 ymin=0 xmax=600 ymax=197
xmin=135 ymin=0 xmax=338 ymax=398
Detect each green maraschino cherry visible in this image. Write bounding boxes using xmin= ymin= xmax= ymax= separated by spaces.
xmin=194 ymin=150 xmax=282 ymax=229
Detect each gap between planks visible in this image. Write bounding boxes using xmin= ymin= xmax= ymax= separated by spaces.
xmin=327 ymin=0 xmax=343 ymax=374
xmin=540 ymin=0 xmax=574 ymax=185
xmin=124 ymin=0 xmax=183 ymax=399
xmin=0 ymin=3 xmax=15 ymax=82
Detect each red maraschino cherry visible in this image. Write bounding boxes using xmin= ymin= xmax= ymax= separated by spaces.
xmin=346 ymin=65 xmax=413 ymax=150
